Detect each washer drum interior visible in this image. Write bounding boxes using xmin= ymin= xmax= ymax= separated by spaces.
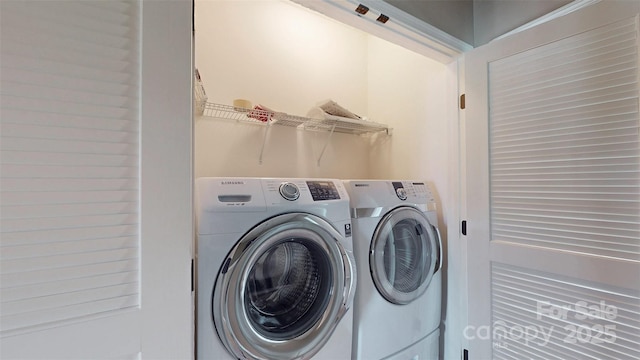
xmin=213 ymin=213 xmax=355 ymax=359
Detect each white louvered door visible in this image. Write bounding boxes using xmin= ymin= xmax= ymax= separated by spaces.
xmin=1 ymin=1 xmax=193 ymax=358
xmin=465 ymin=2 xmax=640 ymax=359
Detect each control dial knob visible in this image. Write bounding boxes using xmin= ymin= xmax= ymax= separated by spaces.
xmin=279 ymin=182 xmax=300 ymax=201
xmin=396 ymin=187 xmax=408 ymax=201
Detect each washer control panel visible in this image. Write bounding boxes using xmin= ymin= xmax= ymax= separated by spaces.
xmin=307 ymin=181 xmax=341 ymax=201
xmin=263 ymin=179 xmax=345 ymax=204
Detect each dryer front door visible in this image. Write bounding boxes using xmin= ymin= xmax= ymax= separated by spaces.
xmin=213 ymin=213 xmax=355 ymax=360
xmin=370 ymin=207 xmax=439 ymax=305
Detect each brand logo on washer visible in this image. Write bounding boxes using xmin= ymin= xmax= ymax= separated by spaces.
xmin=220 ymin=180 xmax=244 ymax=185
xmin=354 ymin=184 xmax=369 ymax=187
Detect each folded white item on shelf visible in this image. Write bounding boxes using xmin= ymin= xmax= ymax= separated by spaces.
xmin=306 ymin=106 xmax=328 ymax=121
xmin=306 ymin=107 xmax=372 ymax=125
xmin=316 ymin=100 xmax=363 ymax=120
xmin=194 ymin=69 xmax=207 ymax=115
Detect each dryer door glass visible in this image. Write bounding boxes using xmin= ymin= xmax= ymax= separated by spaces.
xmin=213 ymin=213 xmax=355 ymax=360
xmin=371 ymin=207 xmax=437 ymax=304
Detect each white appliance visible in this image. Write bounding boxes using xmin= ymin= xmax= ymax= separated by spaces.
xmin=195 ymin=177 xmax=357 ymax=360
xmin=343 ymin=180 xmax=442 ymax=360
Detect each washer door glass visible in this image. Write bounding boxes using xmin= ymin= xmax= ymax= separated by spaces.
xmin=213 ymin=213 xmax=355 ymax=360
xmin=245 ymin=236 xmax=331 ymax=340
xmin=370 ymin=207 xmax=437 ymax=305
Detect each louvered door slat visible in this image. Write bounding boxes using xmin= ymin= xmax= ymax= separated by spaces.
xmin=489 ymin=17 xmax=640 ymax=260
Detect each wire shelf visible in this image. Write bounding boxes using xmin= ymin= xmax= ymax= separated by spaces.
xmin=199 ymin=102 xmax=391 ymax=136
xmin=304 ymin=115 xmax=390 ymax=135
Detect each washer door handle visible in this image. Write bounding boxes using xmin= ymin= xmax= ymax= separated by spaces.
xmin=339 ymin=246 xmax=357 ymax=317
xmin=432 ymin=224 xmax=443 ymax=273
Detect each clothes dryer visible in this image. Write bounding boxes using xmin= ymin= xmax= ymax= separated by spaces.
xmin=343 ymin=180 xmax=442 ymax=360
xmin=195 ymin=177 xmax=356 ymax=360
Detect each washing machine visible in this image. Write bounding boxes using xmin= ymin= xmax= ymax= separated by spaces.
xmin=195 ymin=177 xmax=357 ymax=360
xmin=343 ymin=180 xmax=442 ymax=360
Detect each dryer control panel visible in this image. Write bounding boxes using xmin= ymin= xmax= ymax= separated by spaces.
xmin=392 ymin=182 xmax=408 ymax=200
xmin=392 ymin=181 xmax=433 ymax=201
xmin=343 ymin=180 xmax=436 ymax=211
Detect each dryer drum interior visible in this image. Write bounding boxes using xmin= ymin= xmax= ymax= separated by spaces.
xmin=383 ymin=219 xmax=429 ymax=292
xmin=371 ymin=207 xmax=437 ymax=305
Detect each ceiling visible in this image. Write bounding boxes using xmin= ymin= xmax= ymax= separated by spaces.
xmin=383 ymin=0 xmax=573 ymax=46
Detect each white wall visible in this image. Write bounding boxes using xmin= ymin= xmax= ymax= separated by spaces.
xmin=195 ymin=1 xmax=369 ymax=117
xmin=366 ymin=34 xmax=453 ymax=226
xmin=367 ymin=37 xmax=448 ymax=178
xmin=195 ymin=0 xmax=451 ymax=186
xmin=195 ymin=0 xmax=373 ymax=179
xmin=195 ymin=0 xmax=370 ymax=177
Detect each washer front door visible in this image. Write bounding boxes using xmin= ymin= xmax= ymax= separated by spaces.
xmin=213 ymin=213 xmax=355 ymax=360
xmin=370 ymin=207 xmax=438 ymax=305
